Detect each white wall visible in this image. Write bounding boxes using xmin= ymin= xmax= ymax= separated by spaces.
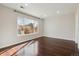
xmin=0 ymin=5 xmax=43 ymax=49
xmin=44 ymin=14 xmax=75 ymax=41
xmin=75 ymin=6 xmax=79 ymax=48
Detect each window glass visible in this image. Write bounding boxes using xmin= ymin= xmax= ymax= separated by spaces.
xmin=17 ymin=17 xmax=39 ymax=35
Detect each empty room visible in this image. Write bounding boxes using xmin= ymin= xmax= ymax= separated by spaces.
xmin=0 ymin=3 xmax=79 ymax=56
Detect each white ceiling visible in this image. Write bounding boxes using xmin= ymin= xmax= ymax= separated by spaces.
xmin=1 ymin=3 xmax=79 ymax=18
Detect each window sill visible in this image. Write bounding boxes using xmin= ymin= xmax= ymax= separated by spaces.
xmin=17 ymin=32 xmax=39 ymax=37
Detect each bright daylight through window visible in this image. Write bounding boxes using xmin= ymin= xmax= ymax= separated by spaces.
xmin=17 ymin=17 xmax=39 ymax=35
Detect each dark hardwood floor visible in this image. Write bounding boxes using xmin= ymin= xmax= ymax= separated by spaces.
xmin=0 ymin=36 xmax=78 ymax=56
xmin=16 ymin=36 xmax=78 ymax=56
xmin=35 ymin=37 xmax=76 ymax=56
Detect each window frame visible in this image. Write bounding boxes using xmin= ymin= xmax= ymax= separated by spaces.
xmin=17 ymin=17 xmax=39 ymax=36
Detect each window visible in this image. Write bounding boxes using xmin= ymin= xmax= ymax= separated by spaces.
xmin=17 ymin=17 xmax=39 ymax=35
